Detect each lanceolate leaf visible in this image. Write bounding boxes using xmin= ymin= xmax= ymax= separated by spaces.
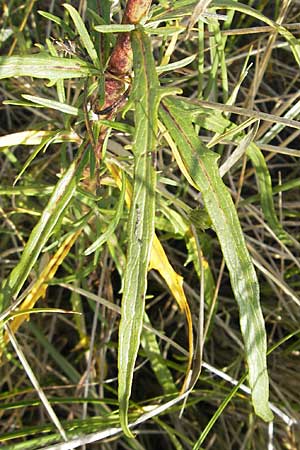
xmin=112 ymin=163 xmax=196 ymax=417
xmin=0 ymin=55 xmax=97 ymax=80
xmin=108 ymin=161 xmax=194 ymax=409
xmin=84 ymin=171 xmax=126 ymax=255
xmin=118 ymin=29 xmax=159 ymax=438
xmin=170 ymin=96 xmax=291 ymax=246
xmin=63 ymin=4 xmax=100 ymax=68
xmin=159 ymin=96 xmax=273 ymax=422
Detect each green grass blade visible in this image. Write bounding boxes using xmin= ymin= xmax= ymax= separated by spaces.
xmin=5 ymin=324 xmax=67 ymax=441
xmin=141 ymin=314 xmax=177 ymax=395
xmin=259 ymin=98 xmax=300 ymax=144
xmin=247 ymin=143 xmax=292 ymax=243
xmin=28 ymin=322 xmax=80 ymax=384
xmin=13 ymin=134 xmax=58 ymax=185
xmin=192 ymin=374 xmax=248 ymax=449
xmin=0 ymin=148 xmax=86 ymax=312
xmin=0 ymin=55 xmax=97 ymax=80
xmin=214 ymin=0 xmax=300 ymax=64
xmin=152 ymin=1 xmax=300 ymax=65
xmin=159 ymin=96 xmax=273 ymax=422
xmin=118 ymin=29 xmax=159 ymax=438
xmin=208 ymin=19 xmax=228 ymax=102
xmin=84 ymin=172 xmax=126 ymax=255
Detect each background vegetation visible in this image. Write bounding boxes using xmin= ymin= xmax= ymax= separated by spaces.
xmin=0 ymin=0 xmax=299 ymax=449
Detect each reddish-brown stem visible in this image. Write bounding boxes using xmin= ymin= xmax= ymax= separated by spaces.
xmin=91 ymin=0 xmax=152 ymax=182
xmin=94 ymin=1 xmax=152 ymax=137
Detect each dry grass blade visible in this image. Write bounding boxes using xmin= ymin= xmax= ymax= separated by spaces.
xmin=1 ymin=1 xmax=300 ymax=448
xmin=186 ymin=0 xmax=213 ymax=35
xmin=196 ymin=100 xmax=300 ymax=130
xmin=5 ymin=325 xmax=68 ymax=442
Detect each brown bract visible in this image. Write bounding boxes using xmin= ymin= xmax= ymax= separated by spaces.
xmin=93 ymin=0 xmax=152 ymax=169
xmin=98 ymin=0 xmax=151 ymax=116
xmin=123 ymin=0 xmax=151 ymax=24
xmin=108 ymin=33 xmax=133 ymax=76
xmin=93 ymin=77 xmax=126 ymax=114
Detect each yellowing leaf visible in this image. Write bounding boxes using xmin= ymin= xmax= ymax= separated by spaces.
xmin=3 ymin=230 xmax=81 ymax=343
xmin=150 ymin=235 xmax=193 ymax=392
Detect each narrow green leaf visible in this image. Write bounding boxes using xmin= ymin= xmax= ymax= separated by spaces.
xmin=63 ymin=3 xmax=100 ymax=68
xmin=84 ymin=172 xmax=126 ymax=255
xmin=46 ymin=37 xmax=66 ymax=103
xmin=208 ymin=19 xmax=228 ymax=102
xmin=13 ymin=134 xmax=59 ymax=185
xmin=22 ymin=95 xmax=79 ymax=116
xmin=156 ymin=54 xmax=196 ymax=74
xmin=171 ymin=97 xmax=291 ymax=245
xmin=38 ymin=10 xmax=65 ymax=27
xmin=0 ymin=130 xmax=80 ymax=148
xmin=94 ymin=24 xmax=136 ymax=33
xmin=144 ymin=25 xmax=185 ymax=36
xmin=0 ymin=55 xmax=97 ymax=80
xmin=159 ymin=96 xmax=273 ymax=422
xmin=118 ymin=29 xmax=159 ymax=437
xmin=0 ymin=185 xmax=53 ymax=196
xmin=259 ymin=98 xmax=300 ymax=144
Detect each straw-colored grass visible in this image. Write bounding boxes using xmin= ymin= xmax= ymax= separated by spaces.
xmin=0 ymin=1 xmax=299 ymax=449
